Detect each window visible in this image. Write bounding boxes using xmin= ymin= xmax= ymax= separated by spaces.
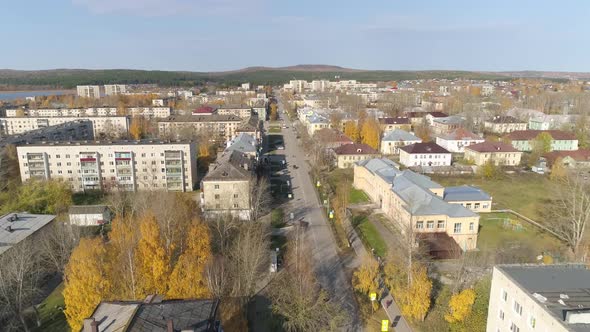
xmin=501 ymin=289 xmax=508 ymax=302
xmin=510 ymin=322 xmax=519 ymax=332
xmin=426 ymin=221 xmax=434 ymax=229
xmin=475 ymin=203 xmax=480 ymax=209
xmin=215 ymin=194 xmax=220 ymax=199
xmin=215 ymin=204 xmax=221 ymax=209
xmin=466 ymin=203 xmax=472 ymax=209
xmin=214 ymin=184 xmax=220 ymax=189
xmin=498 ymin=309 xmax=505 ymax=320
xmin=416 ymin=221 xmax=424 ymax=229
xmin=453 ymin=223 xmax=461 ymax=234
xmin=233 ymin=203 xmax=239 ymax=208
xmin=233 ymin=194 xmax=238 ymax=198
xmin=437 ymin=220 xmax=445 ymax=229
xmin=528 ymin=315 xmax=536 ymax=328
xmin=469 ymin=222 xmax=474 ymax=231
xmin=513 ymin=300 xmax=522 ymax=316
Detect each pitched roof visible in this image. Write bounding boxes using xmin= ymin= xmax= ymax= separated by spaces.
xmin=433 ymin=115 xmax=464 ymax=125
xmin=466 ymin=141 xmax=519 ymax=153
xmin=399 ymin=142 xmax=450 ymax=154
xmin=334 ymin=143 xmax=378 ymax=155
xmin=406 ymin=111 xmax=448 ymax=118
xmin=313 ymin=128 xmax=353 ymax=143
xmin=504 ymin=130 xmax=577 ymax=141
xmin=379 ymin=117 xmax=410 ymax=125
xmin=68 ymin=205 xmax=109 ymax=215
xmin=485 ymin=115 xmax=524 ymax=124
xmin=443 ymin=185 xmax=491 ymax=202
xmin=202 ymin=150 xmax=253 ymax=181
xmin=382 ymin=129 xmax=421 ymax=142
xmin=225 ymin=133 xmax=257 ymax=154
xmin=193 ymin=106 xmax=216 ymax=114
xmin=544 ymin=149 xmax=590 ymax=165
xmin=438 ymin=128 xmax=482 ymax=141
xmin=160 ymin=114 xmax=241 ymax=122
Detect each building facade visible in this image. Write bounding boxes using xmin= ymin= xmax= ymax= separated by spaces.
xmin=16 ymin=140 xmax=197 ymax=193
xmin=380 ymin=129 xmax=422 ymax=155
xmin=104 ymin=84 xmax=127 ymax=96
xmin=216 ymin=107 xmax=253 ymax=119
xmin=399 ymin=142 xmax=452 ymax=167
xmin=484 ymin=116 xmax=528 ymax=134
xmin=77 ymin=85 xmax=101 ymax=98
xmin=333 ymin=143 xmax=379 ymax=169
xmin=504 ymin=130 xmax=579 ymax=152
xmin=158 ymin=115 xmax=242 ymax=141
xmin=0 ymin=116 xmax=129 ymax=137
xmin=465 ymin=141 xmax=523 ymax=166
xmin=435 ymin=128 xmax=484 ymax=153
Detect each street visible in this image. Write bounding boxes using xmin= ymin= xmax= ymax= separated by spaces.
xmin=271 ymin=97 xmax=362 ymax=331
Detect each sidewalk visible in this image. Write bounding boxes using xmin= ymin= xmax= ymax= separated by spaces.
xmin=380 ymin=290 xmax=413 ymax=332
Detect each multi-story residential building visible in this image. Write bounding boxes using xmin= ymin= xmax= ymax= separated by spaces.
xmin=405 ymin=111 xmax=448 ymax=126
xmin=353 ymin=158 xmax=479 ymax=253
xmin=443 ymin=185 xmax=492 ymax=213
xmin=158 ymin=115 xmax=242 ymax=141
xmin=399 ymin=142 xmax=452 ymax=167
xmin=484 ymin=116 xmax=528 ymax=134
xmin=200 ymin=150 xmax=253 ymax=220
xmin=7 ymin=107 xmax=170 ymax=119
xmin=302 ymin=95 xmax=330 ymax=108
xmin=127 ymin=107 xmax=171 ymax=119
xmin=216 ymin=107 xmax=253 ymax=119
xmin=333 ymin=143 xmax=379 ymax=169
xmin=380 ymin=129 xmax=422 ymax=155
xmin=378 ymin=117 xmax=412 ymax=132
xmin=436 ymin=128 xmax=484 ymax=153
xmin=465 ymin=141 xmax=523 ymax=166
xmin=0 ymin=116 xmax=129 ymax=137
xmin=431 ymin=115 xmax=464 ymax=135
xmin=528 ymin=114 xmax=577 ymax=130
xmin=504 ymin=130 xmax=579 ymax=152
xmin=104 ymin=84 xmax=127 ymax=96
xmin=310 ymin=80 xmax=330 ymax=92
xmin=16 ymin=140 xmax=197 ymax=192
xmin=76 ymin=85 xmax=101 ymax=99
xmin=225 ymin=132 xmax=258 ymax=159
xmin=486 ymin=264 xmax=590 ymax=332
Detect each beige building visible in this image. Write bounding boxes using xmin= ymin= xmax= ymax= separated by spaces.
xmin=127 ymin=107 xmax=171 ymax=119
xmin=486 ymin=264 xmax=590 ymax=332
xmin=333 ymin=143 xmax=379 ymax=169
xmin=0 ymin=116 xmax=129 ymax=137
xmin=200 ymin=151 xmax=253 ymax=220
xmin=77 ymin=85 xmax=100 ymax=98
xmin=465 ymin=141 xmax=523 ymax=166
xmin=216 ymin=107 xmax=253 ymax=119
xmin=16 ymin=140 xmax=197 ymax=192
xmin=158 ymin=115 xmax=242 ymax=141
xmin=104 ymin=84 xmax=127 ymax=96
xmin=354 ymin=158 xmax=480 ymax=253
xmin=484 ymin=116 xmax=527 ymax=134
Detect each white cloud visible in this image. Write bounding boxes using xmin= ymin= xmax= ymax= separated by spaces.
xmin=72 ymin=0 xmax=264 ymax=17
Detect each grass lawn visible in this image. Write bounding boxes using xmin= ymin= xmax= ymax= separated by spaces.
xmin=268 ymin=126 xmax=282 ymax=133
xmin=271 ymin=208 xmax=286 ymax=228
xmin=34 ymin=283 xmax=69 ymax=332
xmin=349 ymin=188 xmax=370 ymax=204
xmin=353 ymin=214 xmax=387 ymax=258
xmin=431 ymin=173 xmax=551 ymax=222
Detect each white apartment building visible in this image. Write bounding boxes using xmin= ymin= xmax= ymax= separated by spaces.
xmin=487 ymin=264 xmax=590 ymax=332
xmin=311 ymin=80 xmax=330 ymax=92
xmin=17 ymin=140 xmax=197 ymax=192
xmin=399 ymin=142 xmax=452 ymax=167
xmin=77 ymin=85 xmax=101 ymax=99
xmin=158 ymin=115 xmax=242 ymax=141
xmin=0 ymin=116 xmax=129 ymax=137
xmin=6 ymin=108 xmax=118 ymax=117
xmin=104 ymin=84 xmax=127 ymax=96
xmin=128 ymin=107 xmax=171 ymax=119
xmin=216 ymin=107 xmax=252 ymax=119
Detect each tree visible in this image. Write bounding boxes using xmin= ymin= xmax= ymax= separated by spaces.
xmin=360 ymin=118 xmax=380 ymax=150
xmin=250 ymin=177 xmax=272 ymax=221
xmin=130 ymin=116 xmax=145 ymax=140
xmin=547 ymin=170 xmax=590 ymax=257
xmin=109 ymin=216 xmax=141 ymax=299
xmin=550 ymin=157 xmax=567 ymax=181
xmin=352 ymin=259 xmax=380 ymax=310
xmin=0 ymin=144 xmax=20 ymax=191
xmin=227 ymin=223 xmax=269 ymax=299
xmin=0 ymin=179 xmax=72 ymax=215
xmin=402 ymin=263 xmax=432 ymax=321
xmin=532 ymin=132 xmax=553 ymax=154
xmin=478 ymin=160 xmax=500 ymax=179
xmin=463 ymin=277 xmax=491 ymax=332
xmin=270 ymin=103 xmax=279 ymax=121
xmin=39 ymin=219 xmax=80 ymax=276
xmin=63 ymin=238 xmax=112 ymax=331
xmin=135 ymin=214 xmax=170 ymax=296
xmin=343 ymin=121 xmax=360 ymax=142
xmin=445 ymin=288 xmax=476 ymax=323
xmin=167 ymin=222 xmax=212 ymax=299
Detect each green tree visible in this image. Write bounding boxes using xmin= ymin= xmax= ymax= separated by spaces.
xmin=532 ymin=132 xmax=553 ymax=154
xmin=462 ymin=277 xmax=491 ymax=332
xmin=0 ymin=179 xmax=72 ymax=214
xmin=478 ymin=160 xmax=499 ymax=179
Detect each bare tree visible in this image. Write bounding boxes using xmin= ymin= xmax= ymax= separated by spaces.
xmin=250 ymin=177 xmax=272 ymax=221
xmin=548 ymin=170 xmax=590 ymax=259
xmin=39 ymin=219 xmax=80 ymax=276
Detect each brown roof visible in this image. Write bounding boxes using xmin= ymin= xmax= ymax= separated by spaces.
xmin=378 ymin=117 xmax=410 ymax=125
xmin=333 ymin=143 xmax=378 ymax=155
xmin=440 ymin=128 xmax=482 ymax=140
xmin=313 ymin=128 xmax=353 ymax=143
xmin=466 ymin=141 xmax=519 ymax=153
xmin=504 ymin=130 xmax=577 ymax=141
xmin=399 ymin=142 xmax=450 ymax=154
xmin=544 ymin=149 xmax=590 ymax=165
xmin=405 ymin=111 xmax=448 ymax=118
xmin=486 ymin=115 xmax=524 ymax=124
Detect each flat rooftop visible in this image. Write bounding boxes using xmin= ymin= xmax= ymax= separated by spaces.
xmin=0 ymin=213 xmax=56 ymax=256
xmin=16 ymin=139 xmax=195 ymax=147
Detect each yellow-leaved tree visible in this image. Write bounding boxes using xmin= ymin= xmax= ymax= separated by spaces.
xmin=135 ymin=214 xmax=170 ymax=296
xmin=167 ymin=222 xmax=212 ymax=299
xmin=444 ymin=288 xmax=476 ymax=323
xmin=550 ymin=157 xmax=567 ymax=181
xmin=109 ymin=216 xmax=141 ymax=299
xmin=401 ymin=264 xmax=432 ymax=322
xmin=63 ymin=238 xmax=112 ymax=331
xmin=344 ymin=121 xmax=360 ymax=143
xmin=352 ymin=259 xmax=381 ymax=310
xmin=361 ymin=118 xmax=381 ymax=150
xmin=129 ymin=116 xmax=145 ymax=140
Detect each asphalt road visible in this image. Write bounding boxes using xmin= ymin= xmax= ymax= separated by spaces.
xmin=273 ymin=97 xmax=362 ymax=331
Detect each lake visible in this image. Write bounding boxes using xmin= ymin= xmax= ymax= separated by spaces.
xmin=0 ymin=90 xmax=74 ymax=101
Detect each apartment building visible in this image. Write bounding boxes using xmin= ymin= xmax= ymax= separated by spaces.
xmin=504 ymin=130 xmax=579 ymax=152
xmin=200 ymin=150 xmax=253 ymax=220
xmin=216 ymin=107 xmax=253 ymax=119
xmin=484 ymin=116 xmax=528 ymax=134
xmin=380 ymin=129 xmax=422 ymax=155
xmin=16 ymin=140 xmax=197 ymax=193
xmin=6 ymin=107 xmax=170 ymax=119
xmin=353 ymin=158 xmax=479 ymax=253
xmin=399 ymin=142 xmax=452 ymax=167
xmin=158 ymin=115 xmax=242 ymax=141
xmin=127 ymin=107 xmax=171 ymax=119
xmin=104 ymin=84 xmax=127 ymax=96
xmin=378 ymin=117 xmax=412 ymax=132
xmin=333 ymin=143 xmax=379 ymax=169
xmin=77 ymin=85 xmax=101 ymax=98
xmin=431 ymin=116 xmax=464 ymax=135
xmin=486 ymin=264 xmax=590 ymax=332
xmin=405 ymin=111 xmax=449 ymax=126
xmin=465 ymin=141 xmax=523 ymax=166
xmin=436 ymin=128 xmax=484 ymax=153
xmin=0 ymin=116 xmax=129 ymax=137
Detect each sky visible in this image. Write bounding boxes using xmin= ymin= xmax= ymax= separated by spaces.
xmin=1 ymin=0 xmax=590 ymax=72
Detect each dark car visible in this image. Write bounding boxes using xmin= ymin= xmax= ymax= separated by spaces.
xmin=392 ymin=315 xmax=401 ymax=327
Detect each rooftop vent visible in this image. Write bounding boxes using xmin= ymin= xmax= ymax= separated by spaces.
xmin=558 ymin=299 xmax=566 ymax=306
xmin=357 ymin=148 xmax=362 ymax=153
xmin=5 ymin=225 xmax=13 ymax=233
xmin=532 ymin=293 xmax=547 ymax=303
xmin=560 ymin=294 xmax=570 ymax=300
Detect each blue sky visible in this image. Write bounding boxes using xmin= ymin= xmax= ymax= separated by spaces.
xmin=1 ymin=0 xmax=589 ymax=72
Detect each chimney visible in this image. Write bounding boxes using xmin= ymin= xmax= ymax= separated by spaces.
xmin=83 ymin=318 xmax=98 ymax=332
xmin=5 ymin=225 xmax=12 ymax=233
xmin=166 ymin=319 xmax=174 ymax=332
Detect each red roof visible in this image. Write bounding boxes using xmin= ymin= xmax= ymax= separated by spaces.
xmin=399 ymin=142 xmax=450 ymax=154
xmin=405 ymin=111 xmax=448 ymax=118
xmin=466 ymin=141 xmax=519 ymax=153
xmin=379 ymin=117 xmax=410 ymax=125
xmin=193 ymin=106 xmax=215 ymax=114
xmin=504 ymin=130 xmax=577 ymax=141
xmin=333 ymin=143 xmax=378 ymax=155
xmin=544 ymin=149 xmax=590 ymax=165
